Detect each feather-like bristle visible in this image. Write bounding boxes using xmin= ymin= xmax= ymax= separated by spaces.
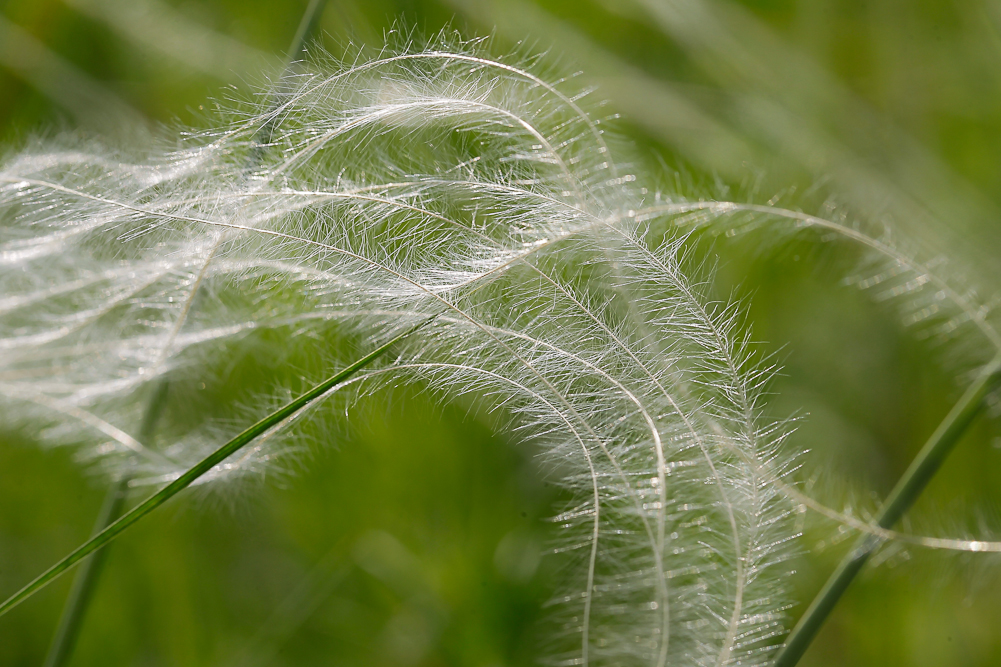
xmin=3 ymin=35 xmax=996 ymax=666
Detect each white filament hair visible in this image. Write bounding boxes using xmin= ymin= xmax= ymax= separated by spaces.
xmin=5 ymin=34 xmax=995 ymax=665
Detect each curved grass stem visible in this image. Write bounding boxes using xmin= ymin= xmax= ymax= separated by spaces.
xmin=35 ymin=3 xmax=334 ymax=653
xmin=774 ymin=355 xmax=1001 ymax=667
xmin=0 ymin=315 xmax=436 ymax=619
xmin=248 ymin=0 xmax=328 ymax=166
xmin=42 ymin=377 xmax=169 ymax=667
xmin=41 ymin=477 xmax=127 ymax=667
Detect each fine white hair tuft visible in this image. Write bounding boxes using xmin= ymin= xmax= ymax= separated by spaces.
xmin=4 ymin=34 xmax=999 ymax=666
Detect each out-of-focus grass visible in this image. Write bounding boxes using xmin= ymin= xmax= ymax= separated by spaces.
xmin=2 ymin=1 xmax=1001 ymax=665
xmin=1 ymin=389 xmax=559 ymax=666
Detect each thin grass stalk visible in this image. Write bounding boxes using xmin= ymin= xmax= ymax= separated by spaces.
xmin=41 ymin=379 xmax=170 ymax=667
xmin=36 ymin=4 xmax=332 ymax=658
xmin=248 ymin=0 xmax=328 ymax=165
xmin=0 ymin=314 xmax=436 ymax=619
xmin=774 ymin=354 xmax=1001 ymax=667
xmin=40 ymin=476 xmax=127 ymax=667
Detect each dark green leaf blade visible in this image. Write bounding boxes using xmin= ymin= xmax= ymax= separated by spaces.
xmin=0 ymin=315 xmax=435 ymax=618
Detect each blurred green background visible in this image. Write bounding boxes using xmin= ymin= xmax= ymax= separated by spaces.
xmin=2 ymin=0 xmax=1001 ymax=665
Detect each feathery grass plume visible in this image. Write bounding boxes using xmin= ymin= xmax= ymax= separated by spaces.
xmin=0 ymin=33 xmax=798 ymax=664
xmin=8 ymin=29 xmax=995 ymax=665
xmin=634 ymin=183 xmax=1001 ymax=552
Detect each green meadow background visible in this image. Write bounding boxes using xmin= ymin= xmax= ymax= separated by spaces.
xmin=2 ymin=0 xmax=1001 ymax=665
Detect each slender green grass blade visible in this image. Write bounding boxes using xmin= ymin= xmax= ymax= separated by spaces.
xmin=41 ymin=477 xmax=128 ymax=667
xmin=774 ymin=354 xmax=1001 ymax=667
xmin=32 ymin=0 xmax=337 ymax=641
xmin=286 ymin=0 xmax=327 ymax=60
xmin=41 ymin=380 xmax=169 ymax=667
xmin=0 ymin=316 xmax=434 ymax=619
xmin=247 ymin=0 xmax=328 ymax=167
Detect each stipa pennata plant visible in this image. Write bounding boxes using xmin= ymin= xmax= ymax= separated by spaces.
xmin=1 ymin=32 xmax=999 ymax=666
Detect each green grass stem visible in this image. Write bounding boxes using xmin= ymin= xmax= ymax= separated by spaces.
xmin=0 ymin=316 xmax=435 ymax=619
xmin=248 ymin=0 xmax=328 ymax=166
xmin=36 ymin=2 xmax=334 ymax=651
xmin=774 ymin=355 xmax=1001 ymax=667
xmin=41 ymin=379 xmax=169 ymax=667
xmin=40 ymin=477 xmax=128 ymax=667
xmin=287 ymin=0 xmax=328 ymax=61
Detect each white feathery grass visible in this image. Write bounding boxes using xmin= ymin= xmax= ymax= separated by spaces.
xmin=1 ymin=34 xmax=998 ymax=665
